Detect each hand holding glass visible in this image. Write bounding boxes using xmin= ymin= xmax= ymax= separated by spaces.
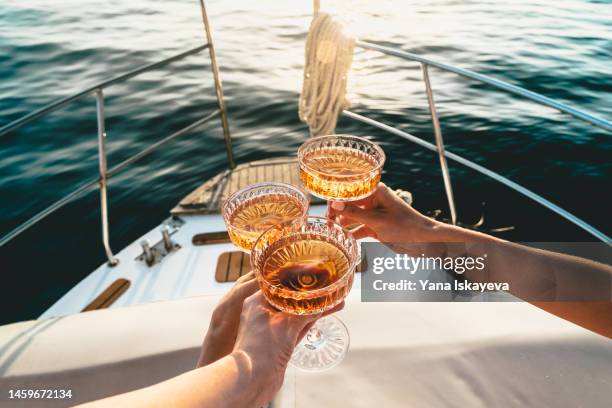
xmin=251 ymin=216 xmax=358 ymax=370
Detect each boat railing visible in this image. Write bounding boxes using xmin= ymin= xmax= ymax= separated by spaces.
xmin=1 ymin=20 xmax=610 ymax=264
xmin=341 ymin=40 xmax=610 ymax=242
xmin=0 ymin=1 xmax=235 ymax=264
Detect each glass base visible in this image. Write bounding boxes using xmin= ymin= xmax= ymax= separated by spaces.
xmin=290 ymin=315 xmax=349 ymax=371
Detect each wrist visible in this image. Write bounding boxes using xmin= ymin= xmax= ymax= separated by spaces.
xmin=200 ymin=352 xmax=270 ymax=408
xmin=229 ymin=350 xmax=281 ymax=405
xmin=231 ymin=345 xmax=281 ymax=377
xmin=422 ymin=217 xmax=500 ymax=244
xmin=414 ymin=216 xmax=451 ymax=241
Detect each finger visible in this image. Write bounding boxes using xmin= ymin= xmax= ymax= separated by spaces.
xmin=348 ymin=224 xmax=376 ymax=240
xmin=330 ymin=201 xmax=345 ymax=212
xmin=332 ymin=213 xmax=351 ymax=226
xmin=335 ymin=183 xmax=388 ymax=212
xmin=328 ymin=201 xmax=349 ymax=219
xmin=288 ymin=300 xmax=346 ymax=332
xmin=296 ymin=321 xmax=316 ymax=344
xmin=236 ymin=271 xmax=255 ymax=284
xmin=335 ymin=210 xmax=375 ymax=228
xmin=326 ymin=201 xmax=334 ymax=219
xmin=377 ymin=183 xmax=408 ymax=207
xmin=342 ymin=204 xmax=381 ymax=225
xmin=285 ymin=312 xmax=321 ymax=335
xmin=346 ymin=190 xmax=378 ymax=209
xmin=323 ymin=301 xmax=345 ymax=316
xmin=295 ymin=302 xmax=345 ymax=343
xmin=236 ymin=278 xmax=259 ymax=299
xmin=335 ymin=215 xmax=364 ymax=231
xmin=327 ymin=210 xmax=342 ymax=226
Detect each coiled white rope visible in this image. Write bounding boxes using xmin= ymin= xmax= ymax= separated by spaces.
xmin=299 ymin=10 xmax=355 ymax=136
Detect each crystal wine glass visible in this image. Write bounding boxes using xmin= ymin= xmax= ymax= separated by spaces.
xmin=298 ymin=134 xmax=385 ymax=202
xmin=251 ymin=216 xmax=359 ymax=371
xmin=222 ymin=182 xmax=309 ymax=252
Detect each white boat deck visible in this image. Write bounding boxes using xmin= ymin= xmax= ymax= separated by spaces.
xmin=41 ymin=205 xmax=330 ymax=319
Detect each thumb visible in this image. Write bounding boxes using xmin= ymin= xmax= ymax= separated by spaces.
xmin=348 ymin=224 xmax=376 ymax=240
xmin=286 ymin=313 xmax=321 ymax=345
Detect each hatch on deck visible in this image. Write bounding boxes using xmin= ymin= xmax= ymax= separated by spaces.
xmin=171 ymin=157 xmax=324 ymax=215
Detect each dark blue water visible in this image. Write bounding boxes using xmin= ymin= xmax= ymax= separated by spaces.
xmin=0 ymin=0 xmax=610 ymax=323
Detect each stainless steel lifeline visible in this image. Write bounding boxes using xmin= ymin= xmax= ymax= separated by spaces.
xmin=342 ymin=110 xmax=611 ymax=243
xmin=1 ymin=19 xmax=611 ymax=261
xmin=0 ymin=3 xmax=234 ymax=264
xmin=0 ymin=45 xmax=209 ymax=138
xmin=421 ymin=64 xmax=457 ymax=225
xmin=344 ymin=39 xmax=610 ymax=242
xmin=95 ymin=89 xmax=117 ymax=266
xmin=199 ymin=0 xmax=235 ymax=169
xmin=356 ymin=40 xmax=612 ymax=132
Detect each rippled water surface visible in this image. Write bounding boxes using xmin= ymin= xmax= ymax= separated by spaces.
xmin=0 ymin=0 xmax=610 ymax=322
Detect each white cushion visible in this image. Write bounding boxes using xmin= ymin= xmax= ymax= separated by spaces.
xmin=1 ymin=294 xmax=611 ymax=407
xmin=0 ymin=296 xmax=218 ymax=406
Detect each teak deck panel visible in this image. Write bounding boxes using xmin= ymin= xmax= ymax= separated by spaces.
xmin=171 ymin=157 xmax=323 ymax=215
xmin=81 ymin=279 xmax=131 ymax=311
xmin=215 ymin=251 xmax=252 ymax=282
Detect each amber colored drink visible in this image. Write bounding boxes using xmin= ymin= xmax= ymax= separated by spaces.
xmin=299 ymin=146 xmax=381 ymax=200
xmin=226 ymin=193 xmax=307 ymax=251
xmin=298 ymin=135 xmax=385 ymax=201
xmin=259 ymin=238 xmax=353 ymax=314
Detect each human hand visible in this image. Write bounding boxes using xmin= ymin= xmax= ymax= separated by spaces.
xmin=327 ymin=183 xmax=440 ymax=243
xmin=232 ymin=292 xmax=343 ymax=405
xmin=197 ymin=272 xmax=259 ymax=367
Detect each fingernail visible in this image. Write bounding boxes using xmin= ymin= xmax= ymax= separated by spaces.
xmin=331 ymin=201 xmax=345 ymax=211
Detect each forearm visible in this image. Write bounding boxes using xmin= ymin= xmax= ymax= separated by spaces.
xmin=427 ymin=221 xmax=612 ymax=338
xmin=418 ymin=221 xmax=608 ymax=296
xmin=77 ymin=352 xmax=269 ymax=408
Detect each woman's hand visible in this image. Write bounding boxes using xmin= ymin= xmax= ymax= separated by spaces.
xmin=328 ymin=183 xmax=441 ymax=243
xmin=197 ymin=272 xmax=259 ymax=367
xmin=231 ymin=292 xmax=342 ymax=405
